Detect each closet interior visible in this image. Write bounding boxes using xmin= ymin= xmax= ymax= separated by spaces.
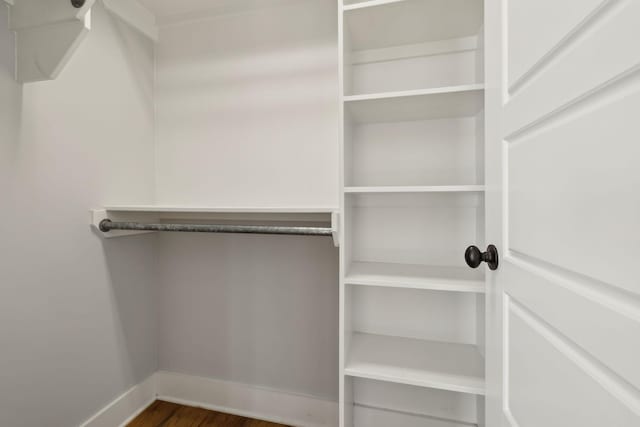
xmin=1 ymin=0 xmax=488 ymax=426
xmin=340 ymin=1 xmax=486 ymax=426
xmin=6 ymin=0 xmax=637 ymax=426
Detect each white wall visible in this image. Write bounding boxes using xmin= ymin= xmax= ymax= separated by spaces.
xmin=157 ymin=232 xmax=339 ymax=400
xmin=153 ymin=0 xmax=340 ymax=401
xmin=154 ymin=0 xmax=339 ymax=207
xmin=0 ymin=4 xmax=157 ymax=427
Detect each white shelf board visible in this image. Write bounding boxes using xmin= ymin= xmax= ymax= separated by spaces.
xmin=345 ymin=333 xmax=485 ymax=395
xmin=344 ymin=185 xmax=485 ymax=194
xmin=345 ymin=262 xmax=484 ymax=293
xmin=353 ymin=405 xmax=474 ymax=427
xmin=344 ymin=85 xmax=484 ymax=123
xmin=344 ymin=0 xmax=410 ymax=11
xmin=102 ymin=205 xmax=338 ymax=214
xmin=344 ymin=0 xmax=484 ymax=51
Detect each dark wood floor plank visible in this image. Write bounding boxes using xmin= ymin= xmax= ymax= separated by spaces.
xmin=161 ymin=406 xmax=211 ymax=426
xmin=129 ymin=401 xmax=290 ymax=427
xmin=198 ymin=411 xmax=248 ymax=427
xmin=127 ymin=401 xmax=182 ymax=427
xmin=243 ymin=419 xmax=289 ymax=427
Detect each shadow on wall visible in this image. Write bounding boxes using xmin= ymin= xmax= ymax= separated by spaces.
xmin=93 ymin=227 xmax=159 ymax=387
xmin=0 ymin=3 xmax=157 ymax=425
xmin=156 ymin=232 xmax=340 ymax=401
xmin=108 ymin=12 xmax=154 ymax=123
xmin=1 ymin=0 xmax=158 ymax=389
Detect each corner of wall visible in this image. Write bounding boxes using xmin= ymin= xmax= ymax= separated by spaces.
xmin=81 ymin=371 xmax=339 ymax=427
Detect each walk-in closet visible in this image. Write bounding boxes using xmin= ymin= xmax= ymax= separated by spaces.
xmin=1 ymin=1 xmax=638 ymax=427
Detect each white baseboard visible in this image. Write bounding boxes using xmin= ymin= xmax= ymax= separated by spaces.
xmin=81 ymin=371 xmax=338 ymax=427
xmin=155 ymin=371 xmax=338 ymax=427
xmin=80 ymin=374 xmax=156 ymax=427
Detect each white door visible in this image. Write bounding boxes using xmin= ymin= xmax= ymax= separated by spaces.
xmin=484 ymin=1 xmax=640 ymax=426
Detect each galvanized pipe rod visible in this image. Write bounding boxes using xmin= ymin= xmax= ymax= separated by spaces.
xmin=99 ymin=219 xmax=332 ymax=237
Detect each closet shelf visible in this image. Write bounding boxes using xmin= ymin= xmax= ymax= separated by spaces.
xmin=344 ymin=185 xmax=485 ymax=194
xmin=344 ymin=0 xmax=484 ymax=51
xmin=90 ymin=206 xmax=339 ymax=244
xmin=5 ymin=0 xmax=158 ymax=83
xmin=100 ymin=205 xmax=337 ymax=214
xmin=343 ymin=0 xmax=411 ymax=11
xmin=345 ymin=333 xmax=485 ymax=395
xmin=345 ymin=261 xmax=485 ymax=293
xmin=344 ymin=85 xmax=485 ymax=123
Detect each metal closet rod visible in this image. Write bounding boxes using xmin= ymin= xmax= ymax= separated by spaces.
xmin=98 ymin=219 xmax=333 ymax=237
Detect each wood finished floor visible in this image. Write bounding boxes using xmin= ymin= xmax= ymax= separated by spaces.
xmin=127 ymin=401 xmax=291 ymax=427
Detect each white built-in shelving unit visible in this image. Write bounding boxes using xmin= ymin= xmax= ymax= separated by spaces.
xmin=339 ymin=0 xmax=486 ymax=426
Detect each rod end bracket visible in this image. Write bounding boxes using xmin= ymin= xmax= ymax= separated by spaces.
xmin=331 ymin=212 xmax=340 ymax=247
xmin=90 ymin=209 xmax=155 ymax=238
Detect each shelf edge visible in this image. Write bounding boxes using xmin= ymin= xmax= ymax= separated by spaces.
xmin=343 ymin=84 xmax=485 ymax=103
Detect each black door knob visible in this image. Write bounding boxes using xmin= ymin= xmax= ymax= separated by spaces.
xmin=465 ymin=245 xmax=499 ymax=270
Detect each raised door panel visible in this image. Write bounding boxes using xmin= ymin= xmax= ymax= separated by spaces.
xmin=502 ymin=262 xmax=640 ymax=394
xmin=507 ymin=300 xmax=640 ymax=427
xmin=507 ymin=0 xmax=604 ymax=90
xmin=506 ymin=0 xmax=640 ymax=137
xmin=508 ymin=86 xmax=640 ymax=294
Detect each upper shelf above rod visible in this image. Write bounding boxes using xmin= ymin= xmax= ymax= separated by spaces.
xmin=4 ymin=0 xmax=158 ymax=83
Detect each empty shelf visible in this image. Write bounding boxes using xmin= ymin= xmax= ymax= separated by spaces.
xmin=344 ymin=0 xmax=484 ymax=51
xmin=345 ymin=333 xmax=485 ymax=395
xmin=96 ymin=205 xmax=337 ymax=222
xmin=344 ymin=85 xmax=485 ymax=123
xmin=353 ymin=405 xmax=475 ymax=427
xmin=101 ymin=205 xmax=337 ymax=214
xmin=345 ymin=262 xmax=485 ymax=293
xmin=344 ymin=185 xmax=485 ymax=194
